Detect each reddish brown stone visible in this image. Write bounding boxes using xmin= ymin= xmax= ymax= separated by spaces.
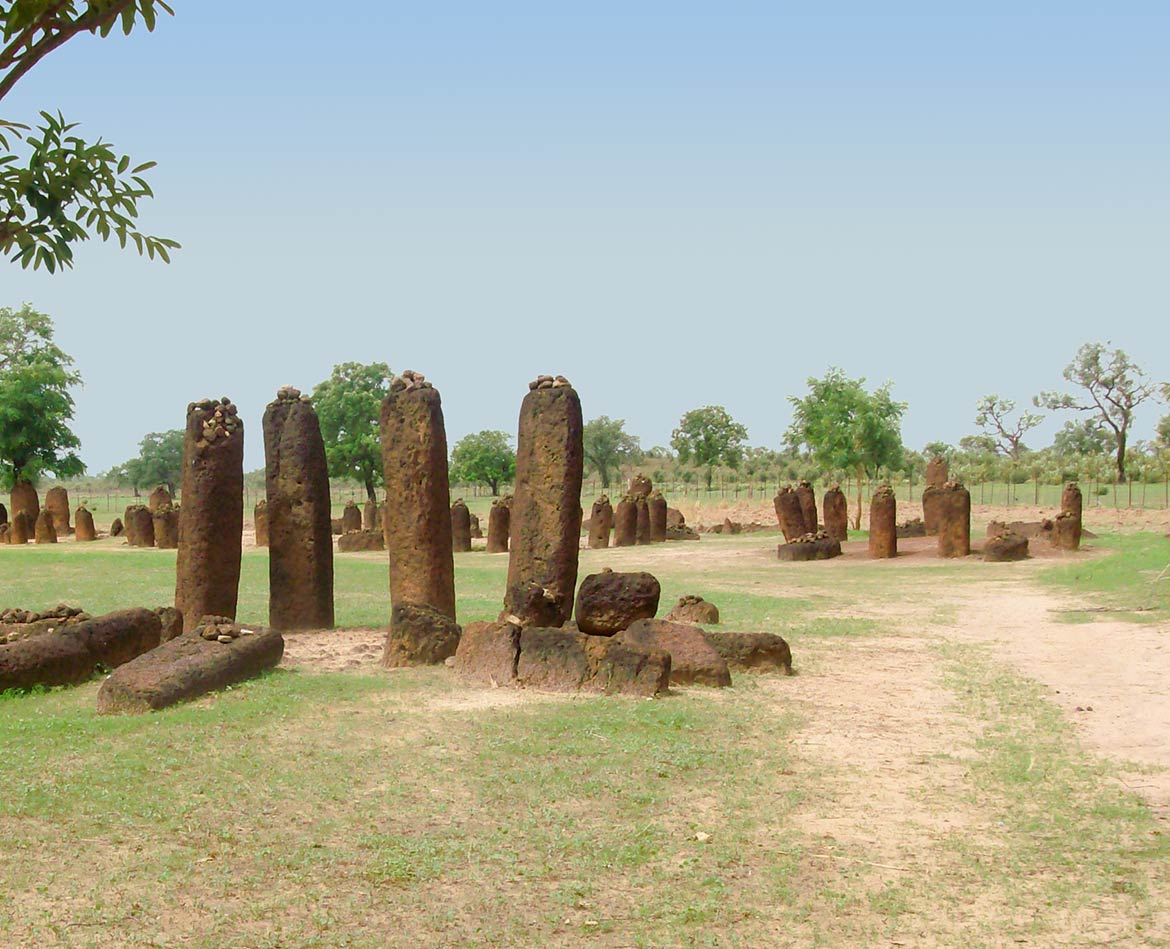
xmin=773 ymin=486 xmax=807 ymax=542
xmin=0 ymin=608 xmax=162 ymax=691
xmin=452 ymin=620 xmax=521 ymax=686
xmin=617 ymin=618 xmax=731 ymax=687
xmin=628 ymin=473 xmax=652 ymax=498
xmin=635 ymin=495 xmax=651 ymax=546
xmin=1052 ymin=512 xmax=1081 ymax=551
xmin=380 ymin=371 xmax=457 ymax=661
xmin=8 ymin=510 xmax=31 ymax=544
xmin=777 ymin=534 xmax=842 ymax=561
xmin=868 ymin=484 xmax=897 ymax=558
xmin=822 ymin=484 xmax=848 ymax=542
xmin=34 ymin=508 xmax=57 ymax=544
xmin=263 ymin=388 xmax=335 ymax=631
xmin=9 ymin=480 xmax=38 ymax=524
xmin=701 ymin=630 xmax=792 ymax=674
xmin=153 ymin=505 xmax=180 ymax=550
xmin=97 ymin=620 xmax=283 ymax=713
xmin=341 ymin=500 xmax=362 ymax=534
xmin=514 ymin=626 xmax=670 ymax=696
xmin=984 ymin=531 xmax=1029 ymax=562
xmin=648 ymin=490 xmax=668 ymax=543
xmin=469 ymin=512 xmax=482 ymax=538
xmin=338 ymin=529 xmax=385 ymax=552
xmin=109 ymin=517 xmax=124 ymax=538
xmin=664 ymin=595 xmax=720 ymax=625
xmin=925 ymin=456 xmax=949 ymax=488
xmin=921 ymin=484 xmax=944 ymax=536
xmin=74 ymin=506 xmax=96 ymax=542
xmin=156 ymin=606 xmax=184 ymax=642
xmin=574 ymin=569 xmax=661 ymax=636
xmin=503 ymin=376 xmax=583 ymax=627
xmin=363 ymin=497 xmax=379 ymax=531
xmin=147 ymin=485 xmax=172 ymax=513
xmin=125 ymin=504 xmax=155 ymax=548
xmin=44 ymin=485 xmax=70 ymax=535
xmin=936 ymin=482 xmax=971 ymax=558
xmin=254 ymin=499 xmax=269 ymax=546
xmin=450 ymin=498 xmax=472 ymax=552
xmin=795 ymin=481 xmax=818 ymax=534
xmin=666 ymin=507 xmax=685 ymax=529
xmin=588 ymin=495 xmax=613 ymax=549
xmin=175 ymin=397 xmax=244 ymax=632
xmin=487 ymin=495 xmax=511 ymax=553
xmin=613 ymin=495 xmax=637 ymax=547
xmin=1059 ymin=482 xmax=1083 ymax=550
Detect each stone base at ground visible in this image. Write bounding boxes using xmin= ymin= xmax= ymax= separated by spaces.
xmin=96 ymin=619 xmax=283 ymax=713
xmin=451 ymin=621 xmax=521 ymax=686
xmin=574 ymin=569 xmax=661 ymax=635
xmin=664 ymin=595 xmax=720 ymax=625
xmin=701 ymin=631 xmax=792 ymax=673
xmin=514 ymin=627 xmax=670 ymax=696
xmin=777 ymin=533 xmax=842 ymax=562
xmin=616 ymin=618 xmax=731 ymax=687
xmin=983 ymin=532 xmax=1029 ymax=562
xmin=338 ymin=529 xmax=385 ymax=552
xmin=0 ymin=608 xmax=162 ymax=691
xmin=382 ymin=603 xmax=461 ymax=667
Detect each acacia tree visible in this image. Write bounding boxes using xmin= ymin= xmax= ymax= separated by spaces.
xmin=112 ymin=428 xmax=182 ymax=496
xmin=786 ymin=368 xmax=906 ymax=528
xmin=311 ymin=362 xmax=391 ymax=501
xmin=0 ymin=303 xmax=83 ymax=487
xmin=449 ymin=430 xmax=515 ymax=496
xmin=671 ymin=405 xmax=748 ymax=490
xmin=974 ymin=395 xmax=1043 ymax=463
xmin=1 ymin=2 xmax=178 ymax=270
xmin=583 ymin=416 xmax=640 ymax=488
xmin=1035 ymin=343 xmax=1166 ymax=482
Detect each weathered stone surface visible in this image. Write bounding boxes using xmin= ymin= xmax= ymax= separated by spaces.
xmin=613 ymin=495 xmax=637 ymax=547
xmin=175 ymin=397 xmax=244 ymax=632
xmin=450 ymin=499 xmax=472 ymax=552
xmin=1051 ymin=512 xmax=1081 ymax=551
xmin=722 ymin=518 xmax=740 ymax=536
xmin=702 ymin=630 xmax=792 ymax=673
xmin=503 ymin=376 xmax=583 ymax=627
xmin=795 ymin=481 xmax=818 ymax=534
xmin=774 ymin=486 xmax=807 ymax=542
xmin=341 ymin=500 xmax=362 ymax=534
xmin=665 ymin=524 xmax=700 ymax=541
xmin=983 ymin=531 xmax=1029 ymax=562
xmin=363 ymin=497 xmax=379 ymax=531
xmin=0 ymin=608 xmax=161 ymax=691
xmin=109 ymin=517 xmax=124 ymax=538
xmin=617 ymin=618 xmax=731 ymax=687
xmin=383 ymin=602 xmax=461 ymax=667
xmin=634 ymin=495 xmax=651 ymax=545
xmin=868 ymin=484 xmax=897 ymax=559
xmin=44 ymin=485 xmax=70 ymax=535
xmin=451 ymin=620 xmax=520 ymax=686
xmin=263 ymin=388 xmax=335 ymax=631
xmin=9 ymin=480 xmax=38 ymax=524
xmin=152 ymin=505 xmax=180 ymax=549
xmin=664 ymin=594 xmax=719 ymax=625
xmin=487 ymin=495 xmax=511 ymax=553
xmin=0 ymin=523 xmax=8 ymax=543
xmin=574 ymin=569 xmax=661 ymax=636
xmin=666 ymin=507 xmax=685 ymax=528
xmin=380 ymin=371 xmax=457 ymax=649
xmin=628 ymin=473 xmax=652 ymax=499
xmin=338 ymin=529 xmax=385 ymax=552
xmin=7 ymin=510 xmax=31 ymax=544
xmin=469 ymin=512 xmax=483 ymax=539
xmin=777 ymin=532 xmax=842 ymax=561
xmin=515 ymin=626 xmax=670 ymax=696
xmin=125 ymin=504 xmax=154 ymax=547
xmin=896 ymin=518 xmax=925 ymax=538
xmin=0 ymin=604 xmax=90 ymax=644
xmin=34 ymin=508 xmax=57 ymax=544
xmin=156 ymin=606 xmax=184 ymax=642
xmin=648 ymin=491 xmax=668 ymax=543
xmin=97 ymin=619 xmax=283 ymax=713
xmin=588 ymin=495 xmax=613 ymax=549
xmin=936 ymin=482 xmax=971 ymax=559
xmin=74 ymin=506 xmax=96 ymax=542
xmin=1058 ymin=482 xmax=1083 ymax=550
xmin=921 ymin=484 xmax=943 ymax=536
xmin=925 ymin=456 xmax=949 ymax=489
xmin=331 ymin=517 xmax=343 ymax=535
xmin=253 ymin=499 xmax=269 ymax=546
xmin=822 ymin=485 xmax=848 ymax=542
xmin=147 ymin=485 xmax=172 ymax=513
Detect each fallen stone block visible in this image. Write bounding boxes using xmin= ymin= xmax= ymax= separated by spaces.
xmin=514 ymin=626 xmax=669 ymax=697
xmin=777 ymin=533 xmax=842 ymax=562
xmin=702 ymin=631 xmax=792 ymax=674
xmin=574 ymin=569 xmax=660 ymax=636
xmin=617 ymin=618 xmax=731 ymax=687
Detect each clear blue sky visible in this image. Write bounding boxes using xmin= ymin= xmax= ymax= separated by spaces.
xmin=3 ymin=2 xmax=1168 ymax=474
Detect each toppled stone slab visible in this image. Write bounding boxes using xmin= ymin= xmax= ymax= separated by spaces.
xmin=0 ymin=608 xmax=162 ymax=691
xmin=383 ymin=603 xmax=461 ymax=667
xmin=574 ymin=569 xmax=661 ymax=636
xmin=96 ymin=617 xmax=283 ymax=714
xmin=338 ymin=529 xmax=385 ymax=552
xmin=777 ymin=531 xmax=842 ymax=562
xmin=983 ymin=532 xmax=1029 ymax=562
xmin=451 ymin=621 xmax=520 ymax=686
xmin=515 ymin=627 xmax=670 ymax=697
xmin=616 ymin=618 xmax=731 ymax=687
xmin=665 ymin=524 xmax=700 ymax=541
xmin=664 ymin=595 xmax=719 ymax=625
xmin=701 ymin=631 xmax=792 ymax=674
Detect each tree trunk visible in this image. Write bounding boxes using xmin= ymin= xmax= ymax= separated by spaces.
xmin=490 ymin=479 xmax=499 ymax=496
xmin=853 ymin=465 xmax=863 ymax=530
xmin=1116 ymin=432 xmax=1127 ymax=483
xmin=363 ymin=475 xmax=377 ymax=502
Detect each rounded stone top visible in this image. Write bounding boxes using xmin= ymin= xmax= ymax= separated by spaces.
xmin=528 ymin=374 xmax=571 ymax=390
xmin=873 ymin=482 xmax=895 ymax=497
xmin=391 ymin=369 xmax=433 ymax=392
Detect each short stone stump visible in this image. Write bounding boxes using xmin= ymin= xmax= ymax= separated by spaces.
xmin=664 ymin=595 xmax=720 ymax=625
xmin=777 ymin=533 xmax=842 ymax=562
xmin=701 ymin=631 xmax=792 ymax=674
xmin=983 ymin=532 xmax=1029 ymax=562
xmin=338 ymin=529 xmax=386 ymax=552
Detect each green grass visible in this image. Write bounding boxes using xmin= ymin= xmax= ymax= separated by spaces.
xmin=1039 ymin=533 xmax=1170 ymax=616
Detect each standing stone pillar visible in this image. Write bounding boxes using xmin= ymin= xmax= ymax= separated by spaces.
xmin=10 ymin=480 xmax=38 ymax=525
xmin=264 ymin=385 xmax=335 ymax=631
xmin=774 ymin=486 xmax=807 ymax=541
xmin=363 ymin=497 xmax=379 ymax=531
xmin=925 ymin=456 xmax=949 ymax=489
xmin=380 ymin=370 xmax=459 ymax=664
xmin=148 ymin=485 xmax=172 ymax=512
xmin=34 ymin=509 xmax=57 ymax=544
xmin=125 ymin=505 xmax=155 ymax=548
xmin=588 ymin=495 xmax=613 ymax=549
xmin=648 ymin=490 xmax=668 ymax=543
xmin=469 ymin=512 xmax=483 ymax=538
xmin=822 ymin=485 xmax=848 ymax=542
xmin=936 ymin=482 xmax=971 ymax=558
xmin=44 ymin=486 xmax=70 ymax=535
xmin=341 ymin=500 xmax=362 ymax=534
xmin=635 ymin=495 xmax=651 ymax=545
xmin=486 ymin=495 xmax=511 ymax=553
xmin=1057 ymin=482 xmax=1083 ymax=550
xmin=795 ymin=481 xmax=818 ymax=533
xmin=922 ymin=456 xmax=949 ymax=535
xmin=153 ymin=505 xmax=180 ymax=549
xmin=451 ymin=499 xmax=472 ymax=552
xmin=613 ymin=495 xmax=637 ymax=547
xmin=8 ymin=510 xmax=31 ymax=544
xmin=629 ymin=473 xmax=652 ymax=499
xmin=175 ymin=397 xmax=244 ymax=632
xmin=254 ymin=499 xmax=269 ymax=546
xmin=869 ymin=484 xmax=897 ymax=559
xmin=503 ymin=375 xmax=584 ymax=627
xmin=75 ymin=505 xmax=97 ymax=542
